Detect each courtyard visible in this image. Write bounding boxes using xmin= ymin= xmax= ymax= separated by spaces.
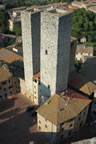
xmin=0 ymin=94 xmax=48 ymax=144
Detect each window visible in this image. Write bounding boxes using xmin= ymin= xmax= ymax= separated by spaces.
xmin=39 ymin=126 xmax=41 ymax=130
xmin=60 ymin=135 xmax=63 ymax=139
xmin=2 ymin=81 xmax=6 ymax=85
xmin=4 ymin=88 xmax=6 ymax=91
xmin=78 ymin=116 xmax=81 ymax=121
xmin=48 ymin=85 xmax=50 ymax=89
xmin=69 ymin=123 xmax=73 ymax=127
xmin=35 ymin=80 xmax=37 ymax=83
xmin=39 ymin=82 xmax=40 ymax=85
xmin=9 ymin=86 xmax=12 ymax=89
xmin=10 ymin=91 xmax=12 ymax=94
xmin=34 ymin=91 xmax=36 ymax=94
xmin=45 ymin=125 xmax=47 ymax=128
xmin=79 ymin=122 xmax=83 ymax=128
xmin=68 ymin=131 xmax=71 ymax=136
xmin=83 ymin=111 xmax=86 ymax=116
xmin=35 ymin=97 xmax=36 ymax=99
xmin=5 ymin=93 xmax=7 ymax=98
xmin=39 ymin=120 xmax=41 ymax=124
xmin=34 ymin=86 xmax=36 ymax=89
xmin=45 ymin=50 xmax=48 ymax=55
xmin=9 ymin=80 xmax=10 ymax=83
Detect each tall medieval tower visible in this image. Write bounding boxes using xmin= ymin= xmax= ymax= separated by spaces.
xmin=40 ymin=9 xmax=72 ymax=104
xmin=21 ymin=9 xmax=41 ymax=99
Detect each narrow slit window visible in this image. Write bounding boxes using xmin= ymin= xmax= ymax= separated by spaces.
xmin=45 ymin=50 xmax=48 ymax=55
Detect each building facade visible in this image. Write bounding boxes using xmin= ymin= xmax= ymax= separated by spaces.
xmin=75 ymin=45 xmax=93 ymax=62
xmin=0 ymin=64 xmax=20 ymax=101
xmin=37 ymin=89 xmax=91 ymax=143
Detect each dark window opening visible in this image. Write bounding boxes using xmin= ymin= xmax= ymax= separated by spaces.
xmin=60 ymin=135 xmax=63 ymax=139
xmin=5 ymin=93 xmax=7 ymax=98
xmin=48 ymin=85 xmax=50 ymax=89
xmin=39 ymin=120 xmax=41 ymax=124
xmin=80 ymin=122 xmax=83 ymax=128
xmin=10 ymin=91 xmax=12 ymax=94
xmin=39 ymin=82 xmax=40 ymax=85
xmin=68 ymin=131 xmax=71 ymax=136
xmin=39 ymin=126 xmax=41 ymax=130
xmin=35 ymin=80 xmax=37 ymax=83
xmin=45 ymin=125 xmax=47 ymax=128
xmin=2 ymin=82 xmax=6 ymax=85
xmin=69 ymin=123 xmax=73 ymax=127
xmin=79 ymin=116 xmax=81 ymax=121
xmin=4 ymin=88 xmax=6 ymax=91
xmin=45 ymin=50 xmax=48 ymax=55
xmin=9 ymin=86 xmax=12 ymax=89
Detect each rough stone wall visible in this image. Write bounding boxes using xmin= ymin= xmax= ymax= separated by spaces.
xmin=19 ymin=78 xmax=27 ymax=95
xmin=40 ymin=12 xmax=72 ymax=103
xmin=56 ymin=13 xmax=72 ymax=93
xmin=21 ymin=11 xmax=40 ymax=96
xmin=69 ymin=40 xmax=77 ymax=75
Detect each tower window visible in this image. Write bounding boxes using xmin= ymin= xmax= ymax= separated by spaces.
xmin=48 ymin=85 xmax=50 ymax=89
xmin=45 ymin=50 xmax=48 ymax=55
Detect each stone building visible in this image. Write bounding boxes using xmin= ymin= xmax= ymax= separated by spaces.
xmin=0 ymin=64 xmax=20 ymax=101
xmin=75 ymin=45 xmax=93 ymax=62
xmin=37 ymin=89 xmax=91 ymax=143
xmin=40 ymin=9 xmax=72 ymax=104
xmin=21 ymin=9 xmax=41 ymax=101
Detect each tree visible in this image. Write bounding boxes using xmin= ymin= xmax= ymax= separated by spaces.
xmin=72 ymin=8 xmax=96 ymax=42
xmin=0 ymin=10 xmax=9 ymax=33
xmin=13 ymin=24 xmax=21 ymax=36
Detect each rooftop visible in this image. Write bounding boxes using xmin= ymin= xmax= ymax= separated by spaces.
xmin=45 ymin=8 xmax=72 ymax=17
xmin=69 ymin=73 xmax=96 ymax=96
xmin=0 ymin=48 xmax=23 ymax=64
xmin=76 ymin=45 xmax=93 ymax=54
xmin=0 ymin=65 xmax=12 ymax=82
xmin=37 ymin=89 xmax=91 ymax=125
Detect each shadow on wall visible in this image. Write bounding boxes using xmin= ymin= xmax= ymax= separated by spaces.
xmin=39 ymin=82 xmax=51 ymax=105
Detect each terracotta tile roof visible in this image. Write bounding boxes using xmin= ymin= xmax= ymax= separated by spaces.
xmin=70 ymin=73 xmax=96 ymax=95
xmin=0 ymin=48 xmax=23 ymax=64
xmin=0 ymin=65 xmax=12 ymax=82
xmin=37 ymin=89 xmax=91 ymax=125
xmin=33 ymin=72 xmax=40 ymax=81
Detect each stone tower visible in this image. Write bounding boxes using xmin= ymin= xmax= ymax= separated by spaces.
xmin=40 ymin=9 xmax=72 ymax=104
xmin=21 ymin=9 xmax=41 ymax=98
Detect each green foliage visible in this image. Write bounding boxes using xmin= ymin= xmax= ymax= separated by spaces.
xmin=72 ymin=8 xmax=96 ymax=42
xmin=13 ymin=24 xmax=21 ymax=36
xmin=0 ymin=10 xmax=9 ymax=33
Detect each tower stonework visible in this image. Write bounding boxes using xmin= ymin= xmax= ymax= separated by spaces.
xmin=21 ymin=9 xmax=41 ymax=98
xmin=40 ymin=9 xmax=72 ymax=104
